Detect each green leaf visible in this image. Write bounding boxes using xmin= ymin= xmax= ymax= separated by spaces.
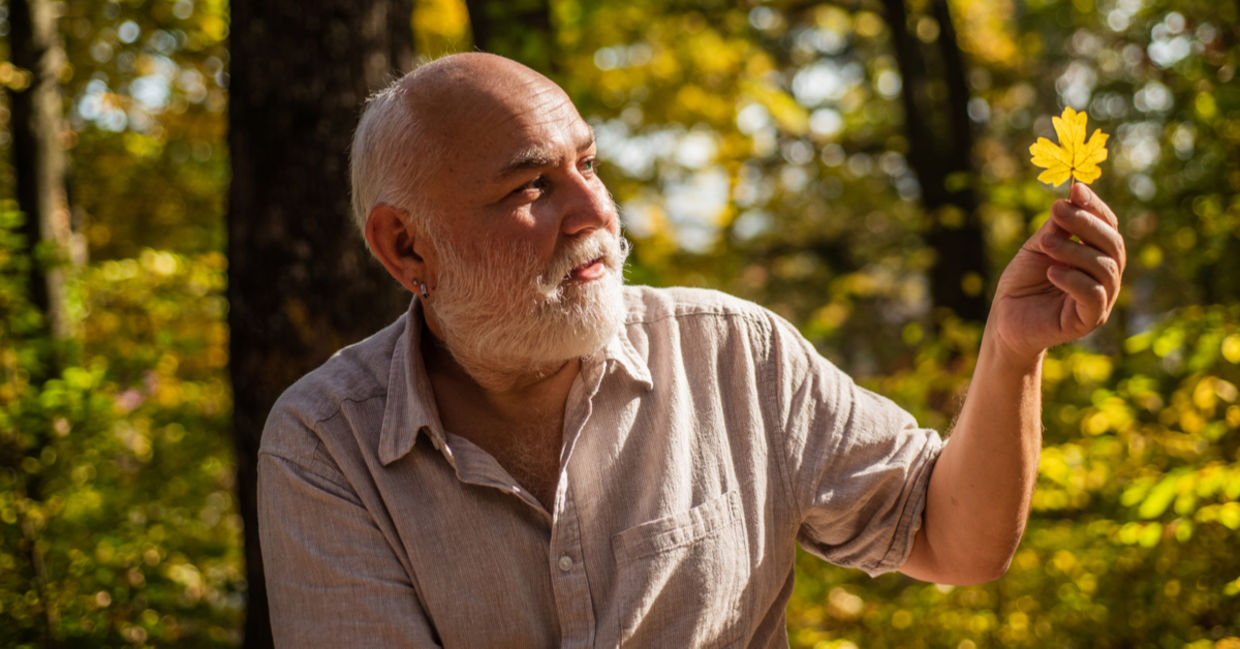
xmin=1138 ymin=474 xmax=1180 ymax=519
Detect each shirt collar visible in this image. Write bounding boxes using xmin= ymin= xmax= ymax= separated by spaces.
xmin=378 ymin=297 xmax=445 ymax=466
xmin=601 ymin=321 xmax=654 ymax=391
xmin=376 ymin=296 xmax=653 ymax=466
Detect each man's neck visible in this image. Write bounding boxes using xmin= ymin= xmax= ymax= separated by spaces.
xmin=419 ymin=319 xmax=580 ymax=428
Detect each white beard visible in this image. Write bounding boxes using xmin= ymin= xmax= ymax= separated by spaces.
xmin=427 ymin=227 xmax=630 ymax=389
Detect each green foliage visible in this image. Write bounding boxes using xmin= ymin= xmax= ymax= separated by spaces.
xmin=58 ymin=0 xmax=230 ymax=259
xmin=786 ymin=307 xmax=1240 ymax=648
xmin=1 ymin=206 xmax=240 ymax=647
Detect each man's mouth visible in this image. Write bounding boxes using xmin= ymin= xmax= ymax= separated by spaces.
xmin=566 ymin=257 xmax=607 ymax=282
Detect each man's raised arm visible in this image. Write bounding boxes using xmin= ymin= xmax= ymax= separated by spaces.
xmin=900 ymin=182 xmax=1126 ymax=585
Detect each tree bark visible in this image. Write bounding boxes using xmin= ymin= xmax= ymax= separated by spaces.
xmin=227 ymin=0 xmax=413 ymax=645
xmin=8 ymin=0 xmax=77 ymax=340
xmin=7 ymin=4 xmax=77 ymax=644
xmin=464 ymin=0 xmax=557 ymax=73
xmin=881 ymin=0 xmax=988 ymax=323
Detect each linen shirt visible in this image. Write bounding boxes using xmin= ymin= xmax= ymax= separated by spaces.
xmin=258 ymin=285 xmax=943 ymax=648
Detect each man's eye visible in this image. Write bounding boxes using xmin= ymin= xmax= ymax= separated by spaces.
xmin=582 ymin=158 xmax=599 ymax=175
xmin=515 ymin=176 xmax=546 ymax=195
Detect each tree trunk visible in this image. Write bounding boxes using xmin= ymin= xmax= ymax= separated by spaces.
xmin=227 ymin=0 xmax=413 ymax=646
xmin=464 ymin=0 xmax=557 ymax=72
xmin=8 ymin=0 xmax=77 ymax=341
xmin=880 ymin=0 xmax=988 ymax=323
xmin=7 ymin=3 xmax=77 ymax=645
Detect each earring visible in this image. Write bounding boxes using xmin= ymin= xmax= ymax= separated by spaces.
xmin=418 ymin=281 xmax=429 ymax=299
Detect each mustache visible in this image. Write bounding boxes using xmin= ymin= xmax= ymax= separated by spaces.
xmin=539 ymin=230 xmax=629 ymax=288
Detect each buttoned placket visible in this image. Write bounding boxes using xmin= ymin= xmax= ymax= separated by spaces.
xmin=548 ymin=485 xmax=593 ymax=648
xmin=547 ymin=351 xmax=611 ymax=649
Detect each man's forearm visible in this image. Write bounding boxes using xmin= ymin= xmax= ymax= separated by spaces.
xmin=901 ymin=327 xmax=1044 ymax=585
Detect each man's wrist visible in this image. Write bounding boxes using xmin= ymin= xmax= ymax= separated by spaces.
xmin=979 ymin=327 xmax=1046 ymax=379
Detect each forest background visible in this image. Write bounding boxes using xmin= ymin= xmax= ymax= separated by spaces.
xmin=2 ymin=0 xmax=1240 ymax=647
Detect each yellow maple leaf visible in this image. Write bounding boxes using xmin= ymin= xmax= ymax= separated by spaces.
xmin=1029 ymin=106 xmax=1109 ymax=186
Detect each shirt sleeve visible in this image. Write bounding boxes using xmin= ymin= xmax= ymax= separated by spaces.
xmin=768 ymin=314 xmax=944 ymax=577
xmin=258 ymin=407 xmax=441 ymax=648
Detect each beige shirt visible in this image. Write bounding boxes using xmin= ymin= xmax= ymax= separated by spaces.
xmin=259 ymin=286 xmax=942 ymax=648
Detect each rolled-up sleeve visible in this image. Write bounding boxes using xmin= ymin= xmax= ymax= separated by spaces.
xmin=258 ymin=406 xmax=440 ymax=648
xmin=769 ymin=315 xmax=943 ymax=577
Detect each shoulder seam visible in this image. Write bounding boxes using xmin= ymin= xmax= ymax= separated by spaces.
xmin=259 ymin=445 xmax=354 ymax=493
xmin=292 ymin=387 xmax=388 ymax=427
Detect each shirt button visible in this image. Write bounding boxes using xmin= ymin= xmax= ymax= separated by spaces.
xmin=557 ymin=555 xmax=573 ymax=572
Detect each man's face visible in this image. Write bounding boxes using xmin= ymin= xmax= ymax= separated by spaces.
xmin=415 ymin=71 xmax=628 ymax=375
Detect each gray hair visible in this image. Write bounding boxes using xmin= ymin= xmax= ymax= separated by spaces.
xmin=348 ymin=78 xmax=439 ymax=249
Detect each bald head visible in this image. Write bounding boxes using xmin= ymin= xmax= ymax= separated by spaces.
xmin=404 ymin=53 xmax=564 ymax=123
xmin=349 ymin=53 xmax=576 ymax=241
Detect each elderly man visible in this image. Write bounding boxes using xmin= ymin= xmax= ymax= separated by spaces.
xmin=258 ymin=53 xmax=1125 ymax=648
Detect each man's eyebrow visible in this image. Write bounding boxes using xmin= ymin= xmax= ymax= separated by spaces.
xmin=577 ymin=127 xmax=596 ymax=155
xmin=495 ymin=128 xmax=596 ymax=180
xmin=497 ymin=148 xmax=555 ymax=179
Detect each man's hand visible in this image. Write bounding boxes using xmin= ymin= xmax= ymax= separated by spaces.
xmin=989 ymin=182 xmax=1126 ymax=363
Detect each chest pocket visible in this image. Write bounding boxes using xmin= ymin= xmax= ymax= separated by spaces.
xmin=612 ymin=490 xmax=751 ymax=648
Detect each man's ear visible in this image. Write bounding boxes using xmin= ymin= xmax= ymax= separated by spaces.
xmin=365 ymin=203 xmax=428 ymax=294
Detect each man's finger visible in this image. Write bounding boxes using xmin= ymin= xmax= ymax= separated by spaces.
xmin=1046 ymin=265 xmax=1109 ymax=330
xmin=1069 ymin=183 xmax=1119 ymax=230
xmin=1049 ymin=203 xmax=1127 ymax=271
xmin=1041 ymin=228 xmax=1123 ymax=297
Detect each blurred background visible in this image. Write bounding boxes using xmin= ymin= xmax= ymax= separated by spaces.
xmin=2 ymin=0 xmax=1239 ymax=647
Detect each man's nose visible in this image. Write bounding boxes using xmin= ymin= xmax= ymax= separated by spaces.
xmin=559 ymin=174 xmax=614 ymax=236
